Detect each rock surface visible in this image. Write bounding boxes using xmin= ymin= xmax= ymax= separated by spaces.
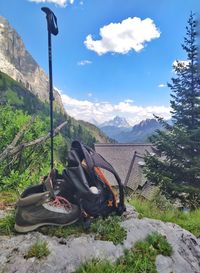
xmin=0 ymin=205 xmax=200 ymax=273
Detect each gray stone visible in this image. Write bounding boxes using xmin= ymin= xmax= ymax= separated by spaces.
xmin=0 ymin=206 xmax=199 ymax=273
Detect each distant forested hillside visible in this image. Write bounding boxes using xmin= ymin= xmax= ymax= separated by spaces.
xmin=0 ymin=71 xmax=110 ymax=192
xmin=0 ymin=71 xmax=110 ymax=147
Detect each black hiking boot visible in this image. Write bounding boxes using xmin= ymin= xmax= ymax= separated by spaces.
xmin=15 ymin=172 xmax=80 ymax=233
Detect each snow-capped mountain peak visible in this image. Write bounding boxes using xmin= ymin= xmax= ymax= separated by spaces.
xmin=100 ymin=116 xmax=131 ymax=128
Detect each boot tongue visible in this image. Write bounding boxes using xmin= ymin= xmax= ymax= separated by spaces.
xmin=43 ymin=169 xmax=56 ymax=198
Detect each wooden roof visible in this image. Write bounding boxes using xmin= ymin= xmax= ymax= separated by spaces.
xmin=95 ymin=143 xmax=154 ymax=191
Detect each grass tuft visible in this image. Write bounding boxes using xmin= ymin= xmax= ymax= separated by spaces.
xmin=76 ymin=232 xmax=172 ymax=273
xmin=0 ymin=211 xmax=15 ymax=235
xmin=76 ymin=259 xmax=115 ymax=273
xmin=25 ymin=240 xmax=50 ymax=259
xmin=39 ymin=223 xmax=83 ymax=238
xmin=146 ymin=232 xmax=173 ymax=256
xmin=91 ymin=216 xmax=127 ymax=245
xmin=130 ymin=197 xmax=200 ymax=237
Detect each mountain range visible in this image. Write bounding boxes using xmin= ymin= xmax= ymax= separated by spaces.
xmin=98 ymin=116 xmax=131 ymax=140
xmin=99 ymin=116 xmax=163 ymax=143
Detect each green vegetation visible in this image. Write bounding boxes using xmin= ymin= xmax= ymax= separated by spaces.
xmin=0 ymin=211 xmax=126 ymax=246
xmin=76 ymin=260 xmax=115 ymax=273
xmin=6 ymin=89 xmax=23 ymax=106
xmin=40 ymin=216 xmax=127 ymax=245
xmin=0 ymin=191 xmax=16 ymax=236
xmin=25 ymin=240 xmax=50 ymax=259
xmin=0 ymin=191 xmax=18 ymax=209
xmin=130 ymin=197 xmax=200 ymax=237
xmin=76 ymin=232 xmax=172 ymax=273
xmin=0 ymin=70 xmax=109 ymax=147
xmin=0 ymin=211 xmax=15 ymax=235
xmin=145 ymin=13 xmax=200 ymax=208
xmin=0 ymin=105 xmax=66 ymax=192
xmin=39 ymin=223 xmax=84 ymax=238
xmin=0 ymin=71 xmax=49 ymax=114
xmin=0 ymin=70 xmax=110 ymax=192
xmin=91 ymin=216 xmax=127 ymax=245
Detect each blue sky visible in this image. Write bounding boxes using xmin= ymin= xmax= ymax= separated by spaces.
xmin=0 ymin=0 xmax=200 ymax=125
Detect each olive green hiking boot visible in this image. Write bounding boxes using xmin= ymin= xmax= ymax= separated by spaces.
xmin=15 ymin=176 xmax=80 ymax=233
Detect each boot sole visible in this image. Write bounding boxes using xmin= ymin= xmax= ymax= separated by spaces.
xmin=14 ymin=218 xmax=79 ymax=233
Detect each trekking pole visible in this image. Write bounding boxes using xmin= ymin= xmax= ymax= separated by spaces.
xmin=41 ymin=7 xmax=58 ymax=169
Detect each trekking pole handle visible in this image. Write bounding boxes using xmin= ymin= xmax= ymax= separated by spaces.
xmin=41 ymin=7 xmax=58 ymax=36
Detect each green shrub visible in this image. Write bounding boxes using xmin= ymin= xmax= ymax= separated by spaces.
xmin=25 ymin=240 xmax=50 ymax=259
xmin=0 ymin=105 xmax=65 ymax=192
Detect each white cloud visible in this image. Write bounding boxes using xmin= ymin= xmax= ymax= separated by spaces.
xmin=84 ymin=17 xmax=160 ymax=55
xmin=29 ymin=0 xmax=74 ymax=7
xmin=124 ymin=99 xmax=134 ymax=103
xmin=77 ymin=60 xmax=92 ymax=66
xmin=158 ymin=83 xmax=167 ymax=88
xmin=58 ymin=89 xmax=171 ymax=125
xmin=87 ymin=92 xmax=92 ymax=97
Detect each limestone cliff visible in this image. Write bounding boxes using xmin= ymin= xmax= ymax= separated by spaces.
xmin=0 ymin=16 xmax=64 ymax=112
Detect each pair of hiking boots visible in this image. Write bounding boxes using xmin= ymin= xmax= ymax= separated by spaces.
xmin=15 ymin=170 xmax=80 ymax=233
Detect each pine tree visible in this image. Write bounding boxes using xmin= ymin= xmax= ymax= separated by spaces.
xmin=145 ymin=13 xmax=200 ymax=208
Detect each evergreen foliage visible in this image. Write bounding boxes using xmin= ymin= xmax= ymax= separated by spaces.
xmin=145 ymin=13 xmax=200 ymax=208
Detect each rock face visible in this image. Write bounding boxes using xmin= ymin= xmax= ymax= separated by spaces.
xmin=0 ymin=206 xmax=199 ymax=273
xmin=99 ymin=116 xmax=132 ymax=140
xmin=0 ymin=16 xmax=64 ymax=112
xmin=100 ymin=116 xmax=131 ymax=128
xmin=99 ymin=118 xmax=163 ymax=143
xmin=117 ymin=118 xmax=163 ymax=143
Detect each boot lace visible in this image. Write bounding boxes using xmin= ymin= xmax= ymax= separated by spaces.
xmin=49 ymin=196 xmax=72 ymax=209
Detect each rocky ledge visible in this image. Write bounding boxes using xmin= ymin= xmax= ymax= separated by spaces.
xmin=0 ymin=206 xmax=200 ymax=273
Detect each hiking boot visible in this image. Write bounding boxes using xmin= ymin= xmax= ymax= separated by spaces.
xmin=15 ymin=181 xmax=80 ymax=233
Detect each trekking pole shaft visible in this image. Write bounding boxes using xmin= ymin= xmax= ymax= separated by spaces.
xmin=41 ymin=7 xmax=58 ymax=170
xmin=48 ymin=30 xmax=54 ymax=169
